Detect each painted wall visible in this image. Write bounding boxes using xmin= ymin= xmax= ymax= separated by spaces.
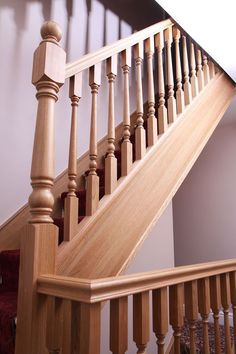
xmin=0 ymin=0 xmax=165 ymax=224
xmin=173 ymin=96 xmax=236 ymax=266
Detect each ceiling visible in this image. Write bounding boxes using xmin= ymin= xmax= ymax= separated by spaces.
xmin=155 ymin=0 xmax=236 ymax=82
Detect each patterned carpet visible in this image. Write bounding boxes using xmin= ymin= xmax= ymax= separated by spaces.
xmin=181 ymin=319 xmax=234 ymax=353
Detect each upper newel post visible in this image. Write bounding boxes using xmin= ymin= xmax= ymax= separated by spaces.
xmin=29 ymin=21 xmax=66 ymax=224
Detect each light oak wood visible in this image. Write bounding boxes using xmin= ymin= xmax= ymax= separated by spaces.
xmin=197 ymin=48 xmax=204 ymax=91
xmin=220 ymin=273 xmax=232 ymax=354
xmin=57 ymin=73 xmax=235 ymax=279
xmin=133 ymin=291 xmax=150 ymax=354
xmin=164 ymin=27 xmax=176 ymax=123
xmin=105 ymin=56 xmax=118 ymax=194
xmin=230 ymin=271 xmax=236 ymax=354
xmin=190 ymin=43 xmax=199 ymax=98
xmin=145 ymin=36 xmax=157 ymax=146
xmin=38 ymin=259 xmax=236 ymax=303
xmin=203 ymin=54 xmax=210 ymax=85
xmin=29 ymin=21 xmax=66 ymax=223
xmin=169 ymin=284 xmax=184 ymax=354
xmin=173 ymin=26 xmax=184 ymax=115
xmin=121 ymin=49 xmax=133 ymax=176
xmin=15 ymin=223 xmax=58 ymax=354
xmin=198 ymin=278 xmax=210 ymax=354
xmin=210 ymin=275 xmax=222 ymax=354
xmin=86 ymin=64 xmax=101 ymax=215
xmin=182 ymin=35 xmax=192 ymax=105
xmin=46 ymin=296 xmax=63 ymax=354
xmin=155 ymin=31 xmax=168 ymax=134
xmin=185 ymin=280 xmax=198 ymax=354
xmin=153 ymin=287 xmax=168 ymax=354
xmin=110 ymin=297 xmax=128 ymax=354
xmin=64 ymin=74 xmax=82 ymax=241
xmin=66 ymin=19 xmax=173 ymax=78
xmin=209 ymin=61 xmax=215 ymax=79
xmin=79 ymin=302 xmax=101 ymax=354
xmin=134 ymin=42 xmax=146 ymax=160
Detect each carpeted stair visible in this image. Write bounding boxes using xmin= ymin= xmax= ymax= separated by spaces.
xmin=0 ymin=250 xmax=20 ymax=354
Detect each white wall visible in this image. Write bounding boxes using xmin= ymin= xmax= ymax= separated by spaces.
xmin=173 ymin=96 xmax=236 ymax=266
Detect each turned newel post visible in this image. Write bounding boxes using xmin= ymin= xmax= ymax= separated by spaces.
xmin=29 ymin=21 xmax=66 ymax=223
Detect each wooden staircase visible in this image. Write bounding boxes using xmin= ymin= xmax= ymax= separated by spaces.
xmin=0 ymin=17 xmax=235 ymax=354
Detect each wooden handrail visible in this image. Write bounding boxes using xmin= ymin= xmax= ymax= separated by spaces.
xmin=38 ymin=259 xmax=236 ymax=303
xmin=65 ymin=19 xmax=173 ymax=78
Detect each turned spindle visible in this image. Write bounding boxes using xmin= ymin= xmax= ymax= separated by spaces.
xmin=185 ymin=281 xmax=198 ymax=354
xmin=110 ymin=297 xmax=128 ymax=354
xmin=190 ymin=43 xmax=199 ymax=98
xmin=230 ymin=271 xmax=236 ymax=354
xmin=220 ymin=273 xmax=232 ymax=354
xmin=182 ymin=35 xmax=192 ymax=105
xmin=145 ymin=36 xmax=157 ymax=146
xmin=133 ymin=292 xmax=150 ymax=354
xmin=210 ymin=275 xmax=222 ymax=354
xmin=29 ymin=21 xmax=66 ymax=223
xmin=164 ymin=26 xmax=176 ymax=123
xmin=155 ymin=31 xmax=168 ymax=134
xmin=153 ymin=287 xmax=168 ymax=354
xmin=121 ymin=49 xmax=133 ymax=176
xmin=105 ymin=55 xmax=118 ymax=194
xmin=173 ymin=26 xmax=184 ymax=115
xmin=203 ymin=53 xmax=210 ymax=85
xmin=197 ymin=48 xmax=204 ymax=91
xmin=134 ymin=42 xmax=146 ymax=160
xmin=169 ymin=284 xmax=184 ymax=354
xmin=79 ymin=302 xmax=101 ymax=354
xmin=198 ymin=278 xmax=210 ymax=354
xmin=86 ymin=64 xmax=101 ymax=216
xmin=64 ymin=73 xmax=82 ymax=241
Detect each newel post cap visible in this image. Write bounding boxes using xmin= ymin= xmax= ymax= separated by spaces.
xmin=32 ymin=21 xmax=66 ymax=86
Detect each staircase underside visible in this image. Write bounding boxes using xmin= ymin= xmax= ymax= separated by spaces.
xmin=57 ymin=72 xmax=235 ymax=279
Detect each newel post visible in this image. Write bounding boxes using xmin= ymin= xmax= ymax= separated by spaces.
xmin=29 ymin=21 xmax=66 ymax=223
xmin=15 ymin=21 xmax=66 ymax=354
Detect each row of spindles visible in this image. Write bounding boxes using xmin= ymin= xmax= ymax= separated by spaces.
xmin=64 ymin=25 xmax=216 ymax=239
xmin=44 ymin=271 xmax=235 ymax=354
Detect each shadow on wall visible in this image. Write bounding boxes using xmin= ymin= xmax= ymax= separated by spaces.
xmin=0 ymin=0 xmax=167 ymax=56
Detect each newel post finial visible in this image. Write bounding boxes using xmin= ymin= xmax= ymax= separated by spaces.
xmin=29 ymin=21 xmax=66 ymax=224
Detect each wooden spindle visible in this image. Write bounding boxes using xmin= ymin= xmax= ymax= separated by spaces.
xmin=173 ymin=26 xmax=184 ymax=115
xmin=105 ymin=55 xmax=118 ymax=194
xmin=184 ymin=280 xmax=198 ymax=354
xmin=153 ymin=287 xmax=168 ymax=354
xmin=46 ymin=297 xmax=64 ymax=354
xmin=134 ymin=42 xmax=146 ymax=160
xmin=79 ymin=302 xmax=101 ymax=354
xmin=29 ymin=21 xmax=66 ymax=223
xmin=182 ymin=35 xmax=192 ymax=105
xmin=203 ymin=54 xmax=210 ymax=85
xmin=169 ymin=284 xmax=184 ymax=354
xmin=145 ymin=36 xmax=157 ymax=146
xmin=210 ymin=275 xmax=222 ymax=354
xmin=230 ymin=271 xmax=236 ymax=354
xmin=155 ymin=31 xmax=168 ymax=134
xmin=86 ymin=64 xmax=101 ymax=216
xmin=121 ymin=49 xmax=133 ymax=176
xmin=209 ymin=60 xmax=215 ymax=79
xmin=64 ymin=73 xmax=82 ymax=241
xmin=110 ymin=297 xmax=128 ymax=354
xmin=190 ymin=43 xmax=199 ymax=98
xmin=220 ymin=273 xmax=232 ymax=354
xmin=164 ymin=26 xmax=176 ymax=123
xmin=198 ymin=278 xmax=210 ymax=354
xmin=133 ymin=292 xmax=150 ymax=354
xmin=197 ymin=48 xmax=204 ymax=91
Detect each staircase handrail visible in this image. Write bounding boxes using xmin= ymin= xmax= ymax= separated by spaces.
xmin=38 ymin=258 xmax=236 ymax=303
xmin=65 ymin=18 xmax=173 ymax=78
